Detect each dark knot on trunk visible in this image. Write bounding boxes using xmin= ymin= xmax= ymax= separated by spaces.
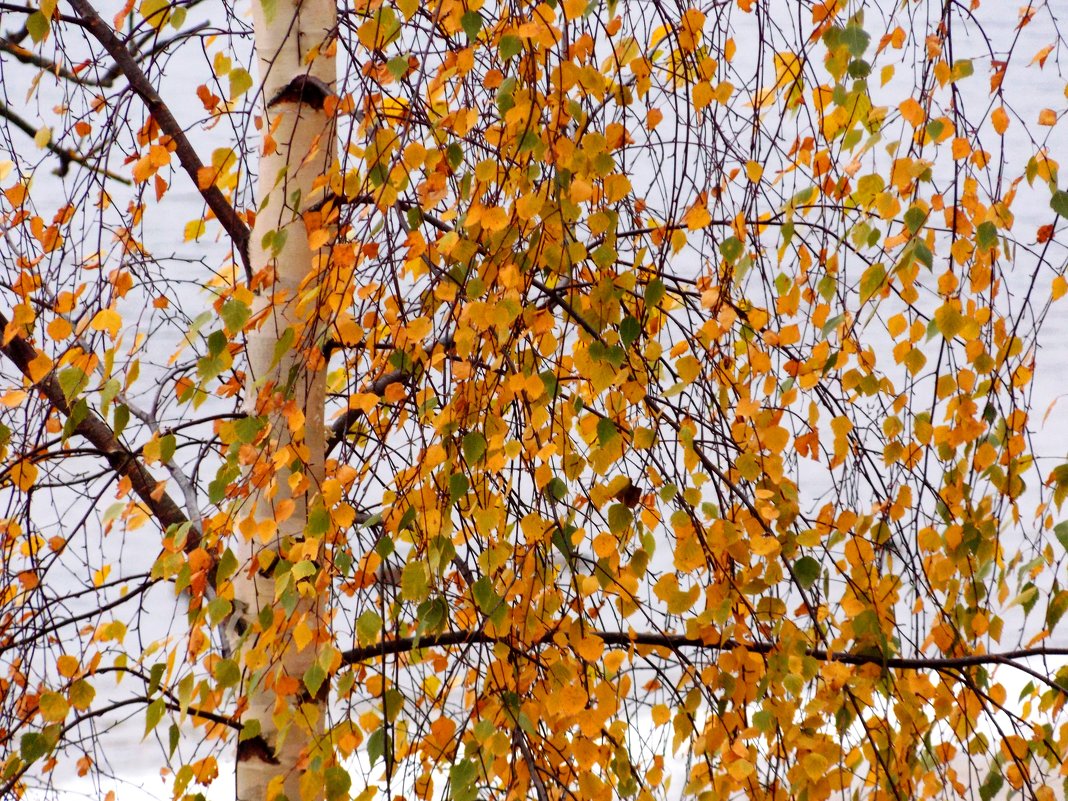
xmin=266 ymin=75 xmax=334 ymax=111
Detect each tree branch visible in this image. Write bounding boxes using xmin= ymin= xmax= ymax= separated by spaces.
xmin=341 ymin=629 xmax=1068 ymax=686
xmin=64 ymin=0 xmax=251 ymax=276
xmin=0 ymin=310 xmax=194 ymax=545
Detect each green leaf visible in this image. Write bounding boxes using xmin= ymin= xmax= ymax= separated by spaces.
xmin=148 ymin=663 xmax=166 ymax=695
xmin=356 ymin=610 xmax=382 ymax=645
xmin=303 ymin=663 xmax=326 ymax=698
xmin=27 ymin=11 xmax=49 ymax=42
xmin=645 ymin=278 xmax=666 ymax=308
xmin=20 ymin=731 xmax=50 ymax=763
xmin=976 ymin=221 xmax=997 ymax=251
xmin=307 ymin=504 xmax=330 ymax=537
xmin=58 ymin=367 xmax=89 ymax=402
xmin=416 ymin=597 xmax=448 ymax=635
xmin=144 ymin=697 xmax=165 ymax=736
xmin=840 ymin=24 xmax=870 ymax=57
xmin=401 ymin=559 xmax=430 ymax=602
xmin=472 ymin=576 xmax=501 ymax=615
xmin=367 ymin=727 xmax=390 ymax=767
xmin=387 ymin=56 xmax=409 ymax=80
xmin=545 ymin=476 xmax=567 ymax=502
xmin=462 ymin=431 xmax=487 ymax=462
xmin=448 ymin=472 xmax=469 ymax=501
xmin=325 ymin=766 xmax=351 ymax=801
xmin=214 ymin=658 xmax=240 ymax=688
xmin=217 ymin=548 xmax=238 ymax=581
xmin=221 ymin=298 xmax=251 ymax=333
xmin=793 ymin=556 xmax=821 ymax=589
xmin=903 ymin=204 xmax=927 ymax=233
xmin=979 ymin=769 xmax=1004 ymax=801
xmin=1052 ymin=190 xmax=1068 ymax=218
xmin=596 ymin=418 xmax=618 ymax=446
xmin=498 ymin=35 xmax=522 ymax=61
xmin=461 ymin=11 xmax=482 ymax=40
xmin=450 ymin=758 xmax=479 ymax=801
xmin=858 ymin=263 xmax=886 ymax=304
xmin=158 ymin=433 xmax=176 ymax=464
xmin=607 ymin=503 xmax=632 ymax=534
xmin=619 ymin=315 xmax=641 ymax=347
xmin=229 ymin=68 xmax=253 ymax=100
xmin=1046 ymin=589 xmax=1068 ymax=630
xmin=1055 ymin=521 xmax=1068 ymax=552
xmin=719 ymin=236 xmax=744 ymax=262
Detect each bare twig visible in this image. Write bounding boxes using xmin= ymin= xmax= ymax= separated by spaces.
xmin=0 ymin=98 xmax=131 ymax=183
xmin=64 ymin=0 xmax=251 ymax=276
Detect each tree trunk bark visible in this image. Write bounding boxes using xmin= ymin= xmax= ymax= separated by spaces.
xmin=233 ymin=0 xmax=336 ymax=798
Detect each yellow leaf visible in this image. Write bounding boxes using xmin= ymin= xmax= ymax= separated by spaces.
xmin=57 ymin=655 xmax=79 ymax=678
xmin=293 ymin=620 xmax=314 ymax=651
xmin=592 ymin=533 xmax=616 ymax=558
xmin=572 ymin=635 xmax=604 ymax=662
xmin=90 ymin=308 xmax=122 ymax=339
xmin=651 ymin=704 xmax=671 ymax=726
xmin=33 ymin=127 xmax=51 ymax=149
xmin=27 ymin=352 xmax=53 ymax=383
xmin=603 ymin=174 xmax=631 ymax=203
xmin=898 ymin=97 xmax=925 ymax=128
xmin=1053 ymin=275 xmax=1067 ymax=300
xmin=1039 ymin=108 xmax=1058 ymax=126
xmin=745 ymin=160 xmax=763 ymax=182
xmin=39 ymin=691 xmax=69 ymax=723
xmin=0 ymin=160 xmax=12 ymax=181
xmin=683 ymin=203 xmax=711 ymax=231
xmin=196 ymin=166 xmax=216 ymax=190
xmin=516 ymin=192 xmax=543 ymax=220
xmin=11 ymin=459 xmax=38 ymax=492
xmin=569 ymin=178 xmax=593 ymax=203
xmin=992 ymin=106 xmax=1009 ymax=134
xmin=676 ymin=354 xmax=701 ymax=383
xmin=556 ymin=683 xmax=588 ymax=716
xmin=692 ymin=80 xmax=713 ymax=110
xmin=184 ymin=219 xmax=206 ymax=241
xmin=480 ymin=206 xmax=509 ymax=231
xmin=47 ymin=317 xmax=71 ymax=340
xmin=0 ymin=390 xmax=26 ymax=407
xmin=139 ymin=0 xmax=170 ymax=29
xmin=348 ymin=393 xmax=379 ymax=414
xmin=307 ymin=228 xmax=330 ymax=250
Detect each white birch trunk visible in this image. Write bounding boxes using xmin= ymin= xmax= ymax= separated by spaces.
xmin=233 ymin=0 xmax=336 ymax=798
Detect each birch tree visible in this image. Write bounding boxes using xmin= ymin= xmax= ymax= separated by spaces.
xmin=4 ymin=2 xmax=1068 ymax=801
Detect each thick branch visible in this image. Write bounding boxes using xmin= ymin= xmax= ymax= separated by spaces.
xmin=64 ymin=0 xmax=251 ymax=275
xmin=341 ymin=629 xmax=1068 ymax=684
xmin=0 ymin=311 xmax=193 ymax=543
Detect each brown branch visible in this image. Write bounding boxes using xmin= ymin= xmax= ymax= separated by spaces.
xmin=64 ymin=0 xmax=251 ymax=276
xmin=325 ymin=333 xmax=454 ymax=455
xmin=0 ymin=310 xmax=194 ymax=545
xmin=341 ymin=629 xmax=1068 ymax=684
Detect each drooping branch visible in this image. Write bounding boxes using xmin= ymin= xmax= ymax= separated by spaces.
xmin=64 ymin=0 xmax=251 ymax=276
xmin=0 ymin=310 xmax=193 ymax=543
